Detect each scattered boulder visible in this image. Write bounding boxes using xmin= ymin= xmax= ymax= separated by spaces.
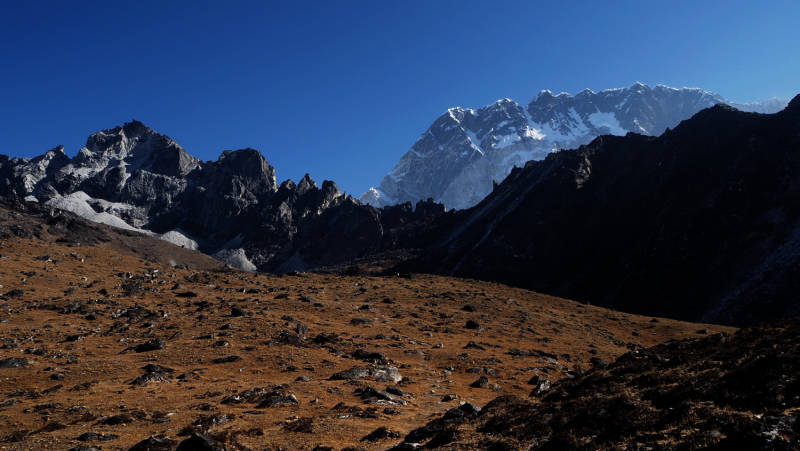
xmin=470 ymin=376 xmax=490 ymax=388
xmin=357 ymin=386 xmax=408 ymax=405
xmin=329 ymin=366 xmax=371 ymax=381
xmin=131 ymin=372 xmax=171 ymax=385
xmin=77 ymin=432 xmax=118 ymax=442
xmin=329 ymin=366 xmax=402 ymax=383
xmin=353 ymin=349 xmax=387 ymax=363
xmin=590 ymin=357 xmax=610 ymax=369
xmin=385 ymin=386 xmax=412 ymax=398
xmin=465 ymin=320 xmax=483 ymax=330
xmin=175 ymin=433 xmax=225 ymax=451
xmin=361 ymin=426 xmax=401 ymax=442
xmin=372 ymin=366 xmax=403 ymax=383
xmin=134 ymin=338 xmax=166 ymax=353
xmin=213 ymin=355 xmax=243 ymax=364
xmin=256 ymin=394 xmax=299 ymax=408
xmin=101 ymin=414 xmax=136 ymax=426
xmin=0 ymin=357 xmax=27 ymax=368
xmin=463 ymin=341 xmax=486 ymax=350
xmin=528 ymin=376 xmax=551 ymax=395
xmin=442 ymin=402 xmax=481 ymax=420
xmin=221 ymin=387 xmax=267 ymax=405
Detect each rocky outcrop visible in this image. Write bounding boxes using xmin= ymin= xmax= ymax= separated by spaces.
xmin=0 ymin=121 xmax=453 ymax=272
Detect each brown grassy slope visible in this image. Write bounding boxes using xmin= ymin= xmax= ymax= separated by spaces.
xmin=0 ymin=232 xmax=734 ymax=451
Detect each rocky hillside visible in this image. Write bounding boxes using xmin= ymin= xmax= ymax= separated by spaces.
xmin=420 ymin=94 xmax=800 ymax=326
xmin=0 ymin=211 xmax=728 ymax=450
xmin=390 ymin=318 xmax=800 ymax=450
xmin=0 ymin=122 xmax=453 ymax=273
xmin=362 ymin=83 xmax=787 ymax=210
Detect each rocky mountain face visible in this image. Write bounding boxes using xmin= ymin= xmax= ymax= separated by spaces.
xmin=362 ymin=83 xmax=788 ymax=210
xmin=417 ymin=94 xmax=800 ymax=326
xmin=0 ymin=121 xmax=453 ymax=272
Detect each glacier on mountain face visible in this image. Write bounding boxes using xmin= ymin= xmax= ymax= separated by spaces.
xmin=361 ymin=83 xmax=789 ymax=211
xmin=45 ymin=192 xmax=141 ymax=231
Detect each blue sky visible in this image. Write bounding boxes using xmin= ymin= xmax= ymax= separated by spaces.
xmin=2 ymin=0 xmax=798 ymax=197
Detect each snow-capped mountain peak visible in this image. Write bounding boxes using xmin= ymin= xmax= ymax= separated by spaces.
xmin=361 ymin=84 xmax=788 ymax=210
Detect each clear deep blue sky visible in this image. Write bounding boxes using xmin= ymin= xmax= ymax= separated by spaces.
xmin=2 ymin=0 xmax=798 ymax=197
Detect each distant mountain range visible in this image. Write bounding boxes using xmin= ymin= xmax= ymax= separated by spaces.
xmin=361 ymin=83 xmax=787 ymax=210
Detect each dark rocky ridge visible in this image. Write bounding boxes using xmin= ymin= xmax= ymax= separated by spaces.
xmin=421 ymin=94 xmax=800 ymax=326
xmin=0 ymin=121 xmax=454 ymax=272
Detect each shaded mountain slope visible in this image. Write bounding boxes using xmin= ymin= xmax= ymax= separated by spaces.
xmin=423 ymin=95 xmax=800 ymax=325
xmin=391 ymin=317 xmax=800 ymax=450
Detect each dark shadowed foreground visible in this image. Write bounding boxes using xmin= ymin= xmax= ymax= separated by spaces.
xmin=392 ymin=318 xmax=800 ymax=450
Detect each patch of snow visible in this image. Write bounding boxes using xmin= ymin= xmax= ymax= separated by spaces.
xmin=360 ymin=187 xmax=392 ymax=207
xmin=523 ymin=127 xmax=545 ymax=140
xmin=24 ymin=195 xmax=38 ymax=202
xmin=159 ymin=229 xmax=200 ymax=251
xmin=494 ymin=133 xmax=521 ymax=149
xmin=588 ymin=111 xmax=627 ymax=136
xmin=522 ymin=108 xmax=544 ymax=138
xmin=465 ymin=130 xmax=484 ymax=155
xmin=568 ymin=108 xmax=585 ymax=128
xmin=632 ymin=118 xmax=648 ymax=134
xmin=45 ymin=192 xmax=140 ymax=231
xmin=212 ymin=248 xmax=257 ymax=272
xmin=69 ymin=165 xmax=97 ymax=180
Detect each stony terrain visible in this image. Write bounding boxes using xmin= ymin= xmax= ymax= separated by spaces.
xmin=390 ymin=318 xmax=800 ymax=450
xmin=0 ymin=207 xmax=732 ymax=450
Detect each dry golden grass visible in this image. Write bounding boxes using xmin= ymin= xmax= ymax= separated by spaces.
xmin=0 ymin=235 xmax=734 ymax=450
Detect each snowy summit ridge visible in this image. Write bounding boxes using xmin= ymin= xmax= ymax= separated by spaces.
xmin=361 ymin=83 xmax=788 ymax=210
